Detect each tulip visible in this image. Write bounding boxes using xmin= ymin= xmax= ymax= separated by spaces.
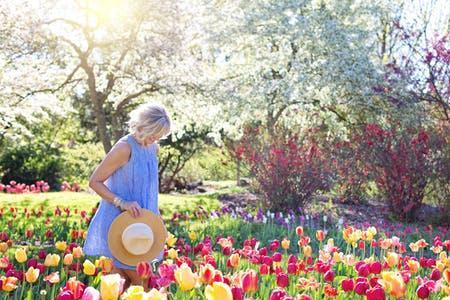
xmin=231 ymin=286 xmax=244 ymax=300
xmin=316 ymin=230 xmax=325 ymax=242
xmin=430 ymin=268 xmax=441 ymax=280
xmin=242 ymin=269 xmax=258 ymax=293
xmin=205 ymin=282 xmax=232 ymax=300
xmin=260 ymin=264 xmax=270 ymax=275
xmin=323 ymin=270 xmax=334 ymax=282
xmin=370 ymin=261 xmax=382 ymax=274
xmin=97 ymin=256 xmax=113 ymax=273
xmin=295 ymin=226 xmax=304 ymax=237
xmin=44 ymin=272 xmax=60 ymax=284
xmin=355 ymin=281 xmax=369 ymax=295
xmin=72 ymin=247 xmax=83 ymax=258
xmin=227 ymin=253 xmax=240 ymax=268
xmin=45 ymin=254 xmax=61 ymax=267
xmin=406 ymin=259 xmax=420 ymax=274
xmin=416 ymin=284 xmax=430 ymax=299
xmin=302 ymin=246 xmax=312 ymax=257
xmin=272 ymin=252 xmax=282 ymax=262
xmin=14 ymin=248 xmax=27 ymax=263
xmin=444 ymin=268 xmax=450 ymax=283
xmin=174 ymin=263 xmax=197 ymax=291
xmin=276 ymin=272 xmax=289 ymax=288
xmin=166 ymin=232 xmax=177 ymax=247
xmin=297 ymin=295 xmax=312 ymax=300
xmin=100 ymin=273 xmax=125 ymax=300
xmin=366 ymin=287 xmax=386 ymax=300
xmin=25 ymin=266 xmax=40 ymax=283
xmin=147 ymin=288 xmax=167 ymax=300
xmin=1 ymin=276 xmax=18 ymax=292
xmin=121 ymin=285 xmax=146 ymax=299
xmin=199 ymin=263 xmax=215 ymax=285
xmin=66 ymin=277 xmax=86 ymax=299
xmin=56 ymin=289 xmax=75 ymax=300
xmin=81 ymin=287 xmax=100 ymax=300
xmin=188 ymin=231 xmax=197 ymax=241
xmin=168 ymin=248 xmax=178 ymax=259
xmin=268 ymin=288 xmax=287 ymax=300
xmin=379 ymin=271 xmax=406 ymax=298
xmin=136 ymin=261 xmax=152 ymax=279
xmin=0 ymin=242 xmax=8 ymax=253
xmin=64 ymin=254 xmax=74 ymax=266
xmin=55 ymin=241 xmax=68 ymax=252
xmin=341 ymin=278 xmax=354 ymax=292
xmin=281 ymin=238 xmax=290 ymax=250
xmin=83 ymin=259 xmax=96 ymax=276
xmin=385 ymin=252 xmax=399 ymax=268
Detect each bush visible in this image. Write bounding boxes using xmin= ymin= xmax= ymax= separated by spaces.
xmin=0 ymin=141 xmax=64 ymax=190
xmin=241 ymin=129 xmax=333 ymax=211
xmin=353 ymin=124 xmax=434 ymax=221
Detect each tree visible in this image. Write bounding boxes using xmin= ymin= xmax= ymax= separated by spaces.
xmin=0 ymin=0 xmax=206 ymax=153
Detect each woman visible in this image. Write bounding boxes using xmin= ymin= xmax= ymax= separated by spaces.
xmin=82 ymin=102 xmax=171 ymax=290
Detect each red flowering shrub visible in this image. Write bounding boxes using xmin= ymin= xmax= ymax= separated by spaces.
xmin=238 ymin=127 xmax=333 ymax=211
xmin=353 ymin=124 xmax=434 ymax=220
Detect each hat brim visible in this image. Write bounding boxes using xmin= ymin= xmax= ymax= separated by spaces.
xmin=108 ymin=209 xmax=167 ymax=267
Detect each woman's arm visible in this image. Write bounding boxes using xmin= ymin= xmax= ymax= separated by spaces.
xmin=89 ymin=141 xmax=141 ymax=217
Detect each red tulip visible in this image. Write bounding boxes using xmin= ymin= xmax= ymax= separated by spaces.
xmin=324 ymin=270 xmax=334 ymax=282
xmin=370 ymin=262 xmax=382 ymax=274
xmin=358 ymin=264 xmax=370 ymax=277
xmin=430 ymin=269 xmax=441 ymax=281
xmin=341 ymin=278 xmax=354 ymax=292
xmin=416 ymin=284 xmax=430 ymax=299
xmin=269 ymin=288 xmax=287 ymax=300
xmin=296 ymin=226 xmax=304 ymax=237
xmin=260 ymin=264 xmax=270 ymax=275
xmin=355 ymin=281 xmax=369 ymax=295
xmin=272 ymin=252 xmax=282 ymax=262
xmin=56 ymin=289 xmax=75 ymax=300
xmin=287 ymin=263 xmax=297 ymax=274
xmin=231 ymin=286 xmax=244 ymax=300
xmin=366 ymin=286 xmax=386 ymax=300
xmin=136 ymin=262 xmax=152 ymax=279
xmin=242 ymin=269 xmax=258 ymax=293
xmin=287 ymin=255 xmax=297 ymax=264
xmin=276 ymin=273 xmax=289 ymax=288
xmin=27 ymin=258 xmax=38 ymax=268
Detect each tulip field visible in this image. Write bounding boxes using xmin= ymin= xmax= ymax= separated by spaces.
xmin=1 ymin=191 xmax=450 ymax=300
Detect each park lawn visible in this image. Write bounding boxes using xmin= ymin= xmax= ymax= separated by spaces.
xmin=0 ymin=180 xmax=244 ymax=213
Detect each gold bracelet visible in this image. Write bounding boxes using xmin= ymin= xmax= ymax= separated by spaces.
xmin=112 ymin=196 xmax=124 ymax=209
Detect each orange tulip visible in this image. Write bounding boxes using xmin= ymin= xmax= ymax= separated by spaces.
xmin=44 ymin=272 xmax=60 ymax=284
xmin=406 ymin=260 xmax=420 ymax=274
xmin=1 ymin=276 xmax=18 ymax=292
xmin=72 ymin=246 xmax=83 ymax=258
xmin=0 ymin=242 xmax=8 ymax=253
xmin=444 ymin=268 xmax=450 ymax=283
xmin=379 ymin=271 xmax=406 ymax=298
xmin=97 ymin=256 xmax=113 ymax=273
xmin=241 ymin=269 xmax=258 ymax=293
xmin=228 ymin=253 xmax=240 ymax=268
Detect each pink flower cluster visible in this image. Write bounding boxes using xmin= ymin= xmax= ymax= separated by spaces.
xmin=0 ymin=180 xmax=49 ymax=194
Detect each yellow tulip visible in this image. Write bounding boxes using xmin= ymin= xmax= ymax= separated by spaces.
xmin=63 ymin=254 xmax=74 ymax=266
xmin=168 ymin=248 xmax=178 ymax=259
xmin=205 ymin=282 xmax=233 ymax=300
xmin=174 ymin=263 xmax=197 ymax=291
xmin=379 ymin=271 xmax=406 ymax=298
xmin=303 ymin=246 xmax=312 ymax=257
xmin=327 ymin=239 xmax=334 ymax=247
xmin=55 ymin=241 xmax=67 ymax=252
xmin=333 ymin=252 xmax=342 ymax=263
xmin=281 ymin=238 xmax=290 ymax=250
xmin=121 ymin=285 xmax=146 ymax=300
xmin=83 ymin=259 xmax=96 ymax=276
xmin=25 ymin=267 xmax=40 ymax=283
xmin=385 ymin=252 xmax=399 ymax=268
xmin=15 ymin=248 xmax=27 ymax=263
xmin=44 ymin=254 xmax=60 ymax=267
xmin=166 ymin=232 xmax=177 ymax=247
xmin=228 ymin=253 xmax=240 ymax=268
xmin=147 ymin=288 xmax=167 ymax=300
xmin=72 ymin=246 xmax=83 ymax=258
xmin=100 ymin=273 xmax=125 ymax=300
xmin=188 ymin=231 xmax=197 ymax=241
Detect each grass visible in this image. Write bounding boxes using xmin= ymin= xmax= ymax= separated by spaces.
xmin=0 ymin=180 xmax=246 ymax=212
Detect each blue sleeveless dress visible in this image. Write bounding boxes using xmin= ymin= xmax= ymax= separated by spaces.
xmin=82 ymin=133 xmax=163 ymax=270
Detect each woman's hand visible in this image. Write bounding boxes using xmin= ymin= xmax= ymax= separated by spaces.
xmin=120 ymin=201 xmax=142 ymax=218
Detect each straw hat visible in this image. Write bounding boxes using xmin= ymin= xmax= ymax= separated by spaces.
xmin=108 ymin=209 xmax=167 ymax=266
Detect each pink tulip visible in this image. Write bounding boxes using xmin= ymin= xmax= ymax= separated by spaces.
xmin=269 ymin=288 xmax=287 ymax=300
xmin=341 ymin=278 xmax=354 ymax=292
xmin=81 ymin=287 xmax=100 ymax=300
xmin=276 ymin=273 xmax=289 ymax=288
xmin=231 ymin=286 xmax=244 ymax=300
xmin=366 ymin=286 xmax=386 ymax=300
xmin=416 ymin=284 xmax=430 ymax=299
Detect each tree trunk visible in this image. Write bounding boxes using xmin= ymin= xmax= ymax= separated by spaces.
xmin=91 ymin=96 xmax=112 ymax=153
xmin=236 ymin=158 xmax=241 ymax=186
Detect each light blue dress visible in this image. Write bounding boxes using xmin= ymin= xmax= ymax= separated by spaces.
xmin=83 ymin=133 xmax=163 ymax=270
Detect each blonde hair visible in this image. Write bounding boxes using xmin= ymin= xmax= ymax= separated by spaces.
xmin=128 ymin=103 xmax=171 ymax=141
